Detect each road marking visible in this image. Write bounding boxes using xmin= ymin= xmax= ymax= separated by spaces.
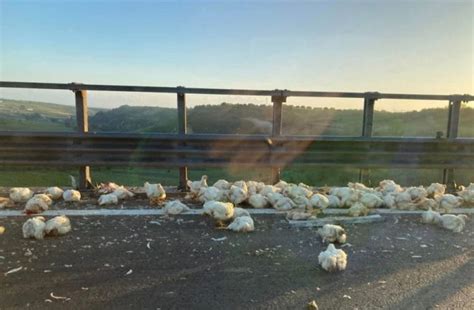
xmin=0 ymin=207 xmax=472 ymax=217
xmin=0 ymin=208 xmax=285 ymax=217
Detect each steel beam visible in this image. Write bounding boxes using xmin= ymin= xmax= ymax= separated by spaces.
xmin=177 ymin=91 xmax=188 ymax=190
xmin=443 ymin=100 xmax=462 ymax=191
xmin=359 ymin=97 xmax=376 ymax=185
xmin=74 ymin=90 xmax=91 ymax=189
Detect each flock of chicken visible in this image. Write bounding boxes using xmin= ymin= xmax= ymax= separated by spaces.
xmin=0 ymin=176 xmax=472 ymax=272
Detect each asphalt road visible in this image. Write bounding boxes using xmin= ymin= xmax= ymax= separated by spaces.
xmin=1 ymin=214 xmax=473 ymax=310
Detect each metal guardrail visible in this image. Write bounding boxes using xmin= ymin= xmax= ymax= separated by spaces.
xmin=1 ymin=81 xmax=473 ymax=189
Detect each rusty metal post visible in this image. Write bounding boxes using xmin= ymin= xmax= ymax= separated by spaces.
xmin=177 ymin=88 xmax=188 ymax=190
xmin=443 ymin=100 xmax=461 ymax=191
xmin=74 ymin=89 xmax=92 ymax=189
xmin=271 ymin=94 xmax=286 ymax=184
xmin=359 ymin=97 xmax=376 ymax=185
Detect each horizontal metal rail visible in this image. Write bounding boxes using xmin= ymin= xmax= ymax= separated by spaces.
xmin=1 ymin=81 xmax=472 ymax=188
xmin=1 ymin=81 xmax=473 ymax=101
xmin=0 ymin=132 xmax=473 ymax=169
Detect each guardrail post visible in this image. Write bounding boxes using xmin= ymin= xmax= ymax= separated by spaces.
xmin=74 ymin=89 xmax=92 ymax=189
xmin=177 ymin=87 xmax=188 ymax=190
xmin=443 ymin=100 xmax=461 ymax=191
xmin=271 ymin=93 xmax=286 ymax=184
xmin=359 ymin=96 xmax=376 ymax=185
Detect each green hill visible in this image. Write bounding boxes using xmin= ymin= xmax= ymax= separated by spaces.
xmin=0 ymin=98 xmax=104 ymax=131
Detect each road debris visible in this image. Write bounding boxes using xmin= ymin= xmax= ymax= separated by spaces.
xmin=5 ymin=266 xmax=23 ymax=275
xmin=0 ymin=226 xmax=5 ymax=234
xmin=343 ymin=294 xmax=352 ymax=299
xmin=146 ymin=241 xmax=151 ymax=249
xmin=50 ymin=292 xmax=71 ymax=301
xmin=125 ymin=269 xmax=133 ymax=276
xmin=211 ymin=237 xmax=227 ymax=242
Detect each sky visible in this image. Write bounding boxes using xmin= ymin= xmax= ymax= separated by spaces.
xmin=0 ymin=0 xmax=472 ymax=111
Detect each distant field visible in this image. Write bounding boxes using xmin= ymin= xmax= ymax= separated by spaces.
xmin=0 ymin=98 xmax=472 ymax=187
xmin=0 ymin=98 xmax=103 ymax=132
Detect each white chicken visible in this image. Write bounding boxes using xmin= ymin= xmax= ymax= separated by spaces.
xmin=24 ymin=194 xmax=53 ymax=214
xmin=227 ymin=215 xmax=254 ymax=232
xmin=198 ymin=186 xmax=226 ymax=203
xmin=22 ymin=216 xmax=46 ymax=240
xmin=292 ymin=195 xmax=312 ymax=209
xmin=45 ymin=215 xmax=71 ymax=236
xmin=45 ymin=187 xmax=64 ymax=200
xmin=63 ymin=189 xmax=81 ymax=202
xmin=360 ymin=192 xmax=384 ymax=209
xmin=9 ymin=187 xmax=34 ymax=203
xmin=248 ymin=194 xmax=268 ymax=209
xmin=457 ymin=184 xmax=474 ymax=205
xmin=247 ymin=181 xmax=265 ymax=195
xmin=378 ymin=180 xmax=403 ymax=194
xmin=318 ymin=243 xmax=347 ymax=272
xmin=274 ymin=180 xmax=289 ymax=190
xmin=335 ymin=187 xmax=360 ymax=207
xmin=415 ymin=197 xmax=438 ymax=211
xmin=112 ymin=186 xmax=134 ymax=200
xmin=266 ymin=192 xmax=285 ymax=206
xmin=164 ymin=200 xmax=190 ymax=215
xmin=98 ymin=193 xmax=119 ymax=206
xmin=0 ymin=197 xmax=14 ymax=209
xmin=406 ymin=186 xmax=428 ymax=201
xmin=228 ymin=185 xmax=248 ymax=205
xmin=437 ymin=194 xmax=462 ymax=212
xmin=394 ymin=191 xmax=416 ymax=210
xmin=285 ymin=184 xmax=313 ymax=199
xmin=310 ymin=193 xmax=330 ymax=209
xmin=348 ymin=182 xmax=369 ymax=191
xmin=273 ymin=196 xmax=296 ymax=211
xmin=318 ymin=224 xmax=347 ymax=243
xmin=213 ymin=179 xmax=231 ymax=190
xmin=97 ymin=182 xmax=120 ymax=194
xmin=187 ymin=175 xmax=208 ymax=194
xmin=348 ymin=202 xmax=369 ymax=217
xmin=427 ymin=183 xmax=446 ymax=198
xmin=327 ymin=195 xmax=342 ymax=208
xmin=203 ymin=201 xmax=235 ymax=222
xmin=439 ymin=214 xmax=468 ymax=233
xmin=144 ymin=182 xmax=166 ymax=200
xmin=259 ymin=185 xmax=280 ymax=197
xmin=421 ymin=207 xmax=441 ymax=224
xmin=383 ymin=193 xmax=397 ymax=209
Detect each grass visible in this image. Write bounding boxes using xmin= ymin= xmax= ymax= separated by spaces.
xmin=0 ymin=118 xmax=71 ymax=131
xmin=1 ymin=166 xmax=472 ymax=188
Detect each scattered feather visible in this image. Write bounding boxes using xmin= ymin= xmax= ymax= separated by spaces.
xmin=50 ymin=292 xmax=71 ymax=301
xmin=5 ymin=266 xmax=23 ymax=275
xmin=211 ymin=237 xmax=227 ymax=242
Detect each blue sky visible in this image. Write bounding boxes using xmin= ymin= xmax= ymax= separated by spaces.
xmin=0 ymin=0 xmax=472 ymax=110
